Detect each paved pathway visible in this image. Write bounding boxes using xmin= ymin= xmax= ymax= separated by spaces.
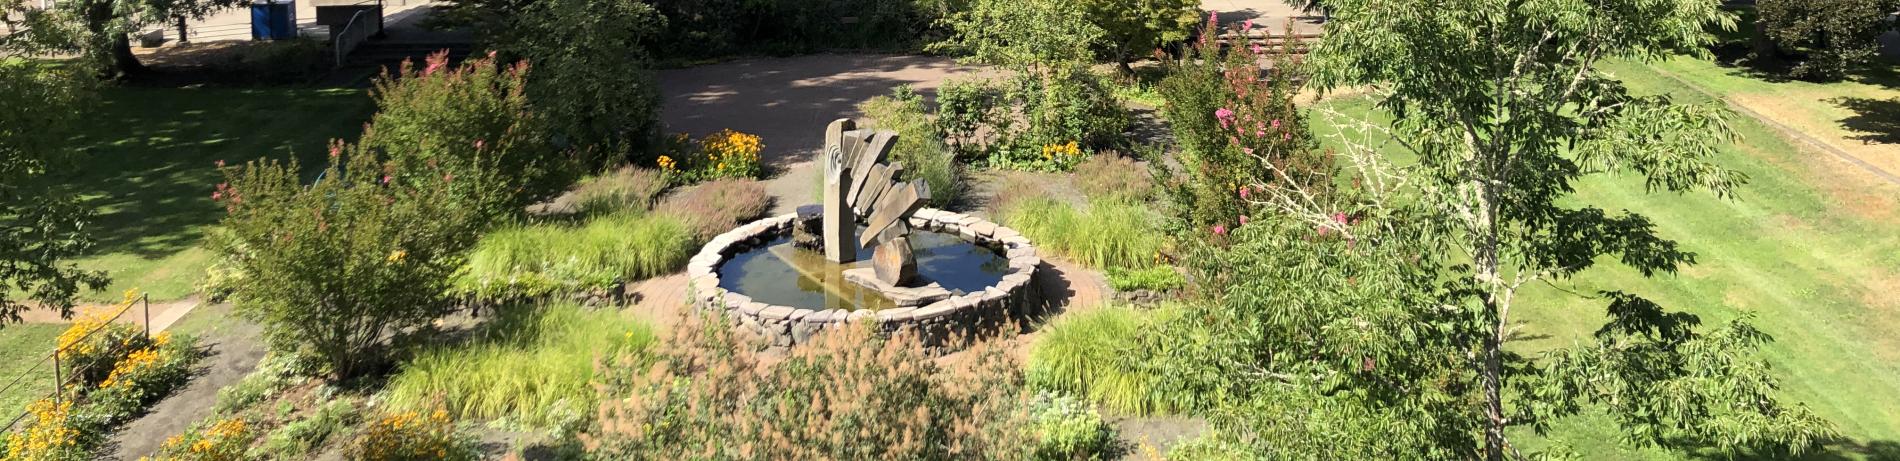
xmin=103 ymin=307 xmax=265 ymax=460
xmin=1201 ymin=0 xmax=1324 ymax=34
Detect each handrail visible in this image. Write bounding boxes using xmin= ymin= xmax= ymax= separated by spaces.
xmin=1 ymin=293 xmax=150 ymax=433
xmin=333 ymin=7 xmax=373 ymax=67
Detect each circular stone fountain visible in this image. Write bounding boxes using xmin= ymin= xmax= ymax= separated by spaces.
xmin=685 ymin=208 xmax=1039 ymax=348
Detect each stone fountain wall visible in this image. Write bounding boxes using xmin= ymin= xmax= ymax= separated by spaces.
xmin=686 ymin=209 xmax=1041 ymax=349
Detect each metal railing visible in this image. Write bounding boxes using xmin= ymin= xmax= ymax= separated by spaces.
xmin=332 ymin=5 xmax=377 ymax=68
xmin=0 ymin=294 xmax=151 ymax=433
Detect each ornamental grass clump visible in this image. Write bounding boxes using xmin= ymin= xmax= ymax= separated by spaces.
xmin=584 ymin=313 xmax=1117 ymax=460
xmin=1001 ymin=197 xmax=1164 ymax=271
xmin=1026 ymin=305 xmax=1187 ymax=415
xmin=653 ymin=178 xmax=773 ymax=239
xmin=456 ymin=212 xmax=694 ymax=300
xmin=384 ymin=303 xmax=654 ymax=428
xmin=571 ymin=166 xmax=669 ymax=216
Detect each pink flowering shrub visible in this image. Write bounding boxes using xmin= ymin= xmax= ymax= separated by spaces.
xmin=1156 ymin=14 xmax=1333 ymax=237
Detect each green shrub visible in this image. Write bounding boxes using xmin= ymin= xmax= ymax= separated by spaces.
xmin=363 ymin=52 xmax=573 ymax=223
xmin=1105 ymin=266 xmax=1185 ymax=293
xmin=494 ymin=0 xmax=664 ymax=157
xmin=641 ymin=0 xmax=953 ymax=59
xmin=572 ymin=167 xmax=670 ymax=216
xmin=232 ymin=39 xmax=328 ymax=83
xmin=457 ymin=212 xmax=695 ymax=300
xmin=859 ymin=86 xmax=966 ymax=208
xmin=261 ymin=400 xmax=360 ymax=459
xmin=385 ymin=303 xmax=653 ymax=428
xmin=1027 ymin=305 xmax=1186 ymax=415
xmin=345 ymin=407 xmax=479 ymax=461
xmin=212 ymin=353 xmax=309 ymax=416
xmin=654 ymin=178 xmax=773 ymax=239
xmin=146 ymin=416 xmax=253 ymax=461
xmin=1028 ymin=392 xmax=1119 ymax=460
xmin=1758 ymin=0 xmax=1899 ymax=81
xmin=213 ymin=147 xmax=481 ymax=380
xmin=1001 ymin=198 xmax=1162 ymax=270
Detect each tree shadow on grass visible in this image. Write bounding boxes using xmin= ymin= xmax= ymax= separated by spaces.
xmin=61 ymin=86 xmax=374 ymax=260
xmin=1831 ymin=96 xmax=1900 ymax=145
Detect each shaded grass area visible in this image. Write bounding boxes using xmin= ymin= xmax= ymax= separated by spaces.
xmin=383 ymin=303 xmax=654 ymax=428
xmin=1310 ymin=59 xmax=1900 ymax=460
xmin=0 ymin=325 xmax=62 ymax=422
xmin=65 ymin=86 xmax=375 ymax=302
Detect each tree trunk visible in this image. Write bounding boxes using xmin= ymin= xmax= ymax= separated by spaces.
xmin=1753 ymin=13 xmax=1777 ymax=59
xmin=84 ymin=0 xmax=146 ymax=79
xmin=109 ymin=34 xmax=146 ymax=77
xmin=1475 ymin=182 xmax=1507 ymax=461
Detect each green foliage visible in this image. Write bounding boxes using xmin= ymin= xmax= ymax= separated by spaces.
xmin=0 ymin=0 xmax=243 ymax=75
xmin=345 ymin=407 xmax=480 ymax=461
xmin=1074 ymin=0 xmax=1198 ymax=67
xmin=654 ymin=130 xmax=764 ymax=184
xmin=932 ymin=0 xmax=1129 ymax=170
xmin=1155 ymin=18 xmax=1323 ymax=232
xmin=642 ymin=0 xmax=954 ymax=58
xmin=570 ymin=167 xmax=670 ymax=217
xmin=1757 ymin=0 xmax=1900 ymax=81
xmin=1026 ymin=392 xmax=1118 ymax=461
xmin=385 ymin=303 xmax=653 ymax=428
xmin=211 ymin=353 xmax=309 ymax=416
xmin=1234 ymin=0 xmax=1845 ymax=457
xmin=232 ymin=39 xmax=329 ymax=84
xmin=0 ymin=331 xmax=203 ymax=461
xmin=1026 ymin=305 xmax=1187 ymax=415
xmin=212 ymin=147 xmax=480 ymax=380
xmin=1104 ymin=266 xmax=1184 ymax=293
xmin=262 ymin=400 xmax=361 ymax=459
xmin=0 ymin=61 xmax=105 ymax=324
xmin=456 ymin=212 xmax=695 ymax=300
xmin=490 ymin=0 xmax=664 ymax=157
xmin=585 ymin=316 xmax=1040 ymax=460
xmin=1000 ymin=198 xmax=1161 ymax=270
xmin=858 ymin=86 xmax=967 ymax=208
xmin=363 ymin=52 xmax=572 ymax=224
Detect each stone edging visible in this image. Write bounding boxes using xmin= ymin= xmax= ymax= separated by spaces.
xmin=685 ymin=209 xmax=1040 ymax=348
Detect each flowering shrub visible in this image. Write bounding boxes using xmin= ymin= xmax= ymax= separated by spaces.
xmin=212 ymin=144 xmax=480 ymax=380
xmin=344 ymin=409 xmax=476 ymax=461
xmin=1156 ymin=15 xmax=1329 ymax=234
xmin=55 ymin=298 xmax=149 ymax=386
xmin=363 ymin=51 xmax=573 ymax=224
xmin=0 ymin=400 xmax=88 ymax=461
xmin=655 ymin=130 xmax=765 ymax=183
xmin=145 ymin=417 xmax=252 ymax=461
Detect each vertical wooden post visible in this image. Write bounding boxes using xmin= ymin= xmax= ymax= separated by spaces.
xmin=176 ymin=16 xmax=188 ymax=44
xmin=142 ymin=293 xmax=151 ymax=340
xmin=51 ymin=351 xmax=61 ymax=407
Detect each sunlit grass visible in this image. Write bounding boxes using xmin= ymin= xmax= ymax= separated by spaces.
xmin=1000 ymin=198 xmax=1163 ymax=270
xmin=384 ymin=303 xmax=654 ymax=428
xmin=457 ymin=212 xmax=696 ymax=299
xmin=1027 ymin=304 xmax=1187 ymax=415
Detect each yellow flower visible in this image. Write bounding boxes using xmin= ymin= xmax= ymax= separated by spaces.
xmin=387 ymin=249 xmax=407 ymax=262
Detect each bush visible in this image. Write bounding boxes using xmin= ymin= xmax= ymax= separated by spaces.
xmin=1027 ymin=305 xmax=1187 ymax=415
xmin=213 ymin=146 xmax=481 ymax=379
xmin=3 ymin=330 xmax=202 ymax=461
xmin=1028 ymin=392 xmax=1119 ymax=460
xmin=54 ymin=299 xmax=149 ymax=386
xmin=492 ymin=0 xmax=665 ymax=157
xmin=1 ymin=399 xmax=90 ymax=461
xmin=363 ymin=52 xmax=573 ymax=223
xmin=344 ymin=408 xmax=478 ymax=461
xmin=83 ymin=332 xmax=201 ymax=422
xmin=583 ymin=315 xmax=1040 ymax=459
xmin=457 ymin=212 xmax=695 ymax=300
xmin=385 ymin=303 xmax=655 ymax=428
xmin=1071 ymin=153 xmax=1153 ymax=202
xmin=643 ymin=0 xmax=953 ymax=59
xmin=656 ymin=130 xmax=766 ymax=183
xmin=859 ymin=86 xmax=966 ymax=208
xmin=1000 ymin=198 xmax=1163 ymax=270
xmin=1757 ymin=0 xmax=1900 ymax=81
xmin=571 ymin=167 xmax=670 ymax=216
xmin=146 ymin=417 xmax=253 ymax=461
xmin=1155 ymin=17 xmax=1326 ymax=232
xmin=1105 ymin=266 xmax=1185 ymax=293
xmin=653 ymin=178 xmax=773 ymax=239
xmin=1076 ymin=0 xmax=1198 ymax=70
xmin=232 ymin=39 xmax=328 ymax=83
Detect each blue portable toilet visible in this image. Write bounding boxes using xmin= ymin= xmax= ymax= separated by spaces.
xmin=251 ymin=0 xmax=297 ymax=40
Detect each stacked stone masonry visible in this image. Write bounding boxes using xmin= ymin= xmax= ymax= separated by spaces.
xmin=686 ymin=209 xmax=1040 ymax=349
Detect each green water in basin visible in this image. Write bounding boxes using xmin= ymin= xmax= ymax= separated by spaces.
xmin=717 ymin=230 xmax=1010 ymax=311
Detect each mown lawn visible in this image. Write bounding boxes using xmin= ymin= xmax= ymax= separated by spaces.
xmin=0 ymin=325 xmax=65 ymax=424
xmin=1312 ymin=59 xmax=1900 ymax=460
xmin=64 ymin=86 xmax=374 ymax=302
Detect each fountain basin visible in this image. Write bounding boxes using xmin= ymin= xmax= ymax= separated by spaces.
xmin=686 ymin=209 xmax=1040 ymax=348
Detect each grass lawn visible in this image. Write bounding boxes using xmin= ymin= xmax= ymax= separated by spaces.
xmin=0 ymin=325 xmax=65 ymax=423
xmin=65 ymin=86 xmax=374 ymax=302
xmin=1644 ymin=55 xmax=1900 ymax=180
xmin=1312 ymin=59 xmax=1900 ymax=460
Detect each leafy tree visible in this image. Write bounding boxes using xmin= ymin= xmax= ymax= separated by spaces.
xmin=1165 ymin=0 xmax=1843 ymax=458
xmin=1757 ymin=0 xmax=1900 ymax=81
xmin=1 ymin=0 xmax=244 ymax=77
xmin=485 ymin=0 xmax=665 ymax=159
xmin=212 ymin=145 xmax=479 ymax=379
xmin=0 ymin=61 xmax=107 ymax=325
xmin=1075 ymin=0 xmax=1198 ymax=73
